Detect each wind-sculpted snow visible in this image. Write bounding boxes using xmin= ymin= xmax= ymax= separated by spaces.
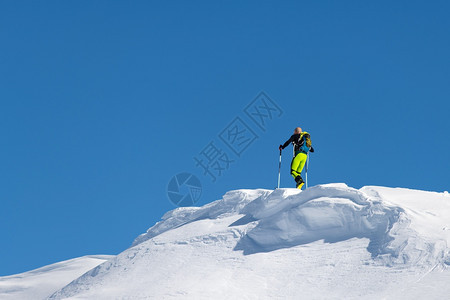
xmin=236 ymin=184 xmax=449 ymax=266
xmin=237 ymin=185 xmax=397 ymax=255
xmin=47 ymin=184 xmax=450 ymax=299
xmin=132 ymin=189 xmax=271 ymax=247
xmin=132 ymin=183 xmax=450 ymax=267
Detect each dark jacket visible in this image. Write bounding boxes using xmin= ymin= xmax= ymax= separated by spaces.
xmin=281 ymin=133 xmax=314 ymax=154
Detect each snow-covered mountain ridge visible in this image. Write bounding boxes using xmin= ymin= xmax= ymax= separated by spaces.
xmin=131 ymin=183 xmax=450 ymax=267
xmin=2 ymin=183 xmax=450 ymax=299
xmin=0 ymin=255 xmax=112 ymax=300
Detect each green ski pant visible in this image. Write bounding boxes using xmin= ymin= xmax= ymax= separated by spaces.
xmin=291 ymin=152 xmax=307 ymax=179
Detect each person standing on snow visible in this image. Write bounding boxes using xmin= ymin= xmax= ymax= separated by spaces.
xmin=279 ymin=127 xmax=314 ymax=189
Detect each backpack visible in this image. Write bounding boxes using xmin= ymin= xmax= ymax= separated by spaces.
xmin=296 ymin=132 xmax=312 ymax=154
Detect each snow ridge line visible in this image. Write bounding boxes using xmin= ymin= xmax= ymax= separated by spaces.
xmin=132 ymin=189 xmax=271 ymax=247
xmin=133 ymin=184 xmax=449 ymax=268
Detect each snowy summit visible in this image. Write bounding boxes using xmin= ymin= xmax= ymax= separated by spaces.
xmin=2 ymin=184 xmax=450 ymax=299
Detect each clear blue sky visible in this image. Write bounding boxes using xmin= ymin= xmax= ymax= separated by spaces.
xmin=1 ymin=1 xmax=449 ymax=276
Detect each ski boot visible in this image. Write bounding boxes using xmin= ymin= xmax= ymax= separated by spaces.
xmin=295 ymin=175 xmax=304 ymax=189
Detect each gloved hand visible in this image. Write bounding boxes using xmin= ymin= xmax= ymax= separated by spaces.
xmin=279 ymin=145 xmax=283 ymax=151
xmin=310 ymin=146 xmax=315 ymax=153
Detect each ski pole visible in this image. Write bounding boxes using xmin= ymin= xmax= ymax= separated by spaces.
xmin=305 ymin=154 xmax=310 ymax=188
xmin=277 ymin=149 xmax=282 ymax=188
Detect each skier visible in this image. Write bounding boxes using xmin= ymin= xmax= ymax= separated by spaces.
xmin=279 ymin=127 xmax=314 ymax=189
